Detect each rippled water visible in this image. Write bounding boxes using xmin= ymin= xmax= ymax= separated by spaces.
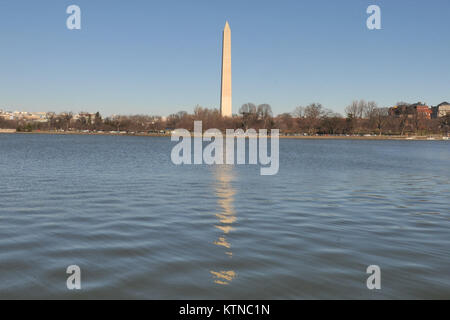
xmin=0 ymin=134 xmax=449 ymax=299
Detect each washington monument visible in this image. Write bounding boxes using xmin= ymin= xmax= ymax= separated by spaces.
xmin=220 ymin=21 xmax=232 ymax=117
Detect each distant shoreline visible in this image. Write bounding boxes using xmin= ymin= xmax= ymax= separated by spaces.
xmin=1 ymin=130 xmax=449 ymax=141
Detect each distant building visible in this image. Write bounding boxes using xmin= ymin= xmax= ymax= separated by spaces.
xmin=389 ymin=102 xmax=431 ymax=119
xmin=0 ymin=110 xmax=50 ymax=123
xmin=431 ymin=102 xmax=450 ymax=118
xmin=72 ymin=112 xmax=97 ymax=124
xmin=389 ymin=104 xmax=413 ymax=118
xmin=24 ymin=112 xmax=48 ymax=122
xmin=411 ymin=103 xmax=432 ymax=119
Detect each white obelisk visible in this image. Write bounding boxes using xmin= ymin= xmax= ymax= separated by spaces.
xmin=220 ymin=21 xmax=232 ymax=117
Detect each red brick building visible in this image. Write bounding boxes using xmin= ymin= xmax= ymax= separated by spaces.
xmin=414 ymin=104 xmax=432 ymax=119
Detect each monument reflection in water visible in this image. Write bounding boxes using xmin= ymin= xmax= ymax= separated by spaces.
xmin=210 ymin=165 xmax=237 ymax=285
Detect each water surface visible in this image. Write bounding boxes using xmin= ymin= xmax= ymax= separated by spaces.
xmin=0 ymin=134 xmax=449 ymax=299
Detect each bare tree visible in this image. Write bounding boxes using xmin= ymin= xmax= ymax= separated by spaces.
xmin=62 ymin=112 xmax=73 ymax=131
xmin=239 ymin=103 xmax=257 ymax=115
xmin=397 ymin=113 xmax=409 ymax=136
xmin=292 ymin=106 xmax=305 ymax=118
xmin=365 ymin=101 xmax=377 ymax=119
xmin=303 ymin=103 xmax=323 ymax=135
xmin=321 ymin=109 xmax=343 ymax=134
xmin=346 ymin=100 xmax=369 ymax=119
xmin=257 ymin=104 xmax=273 ymax=128
xmin=239 ymin=103 xmax=257 ymax=129
xmin=411 ymin=112 xmax=427 ymax=134
xmin=357 ymin=100 xmax=367 ymax=119
xmin=257 ymin=104 xmax=272 ymax=119
xmin=372 ymin=107 xmax=389 ymax=135
xmin=440 ymin=114 xmax=450 ymax=135
xmin=275 ymin=113 xmax=294 ymax=133
xmin=345 ymin=101 xmax=359 ymax=118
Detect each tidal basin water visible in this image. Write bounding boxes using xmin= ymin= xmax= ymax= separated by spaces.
xmin=0 ymin=134 xmax=449 ymax=299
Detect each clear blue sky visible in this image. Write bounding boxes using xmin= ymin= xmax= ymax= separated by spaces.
xmin=0 ymin=0 xmax=449 ymax=116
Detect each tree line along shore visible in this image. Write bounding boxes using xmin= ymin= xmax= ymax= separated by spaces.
xmin=1 ymin=101 xmax=449 ymax=138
